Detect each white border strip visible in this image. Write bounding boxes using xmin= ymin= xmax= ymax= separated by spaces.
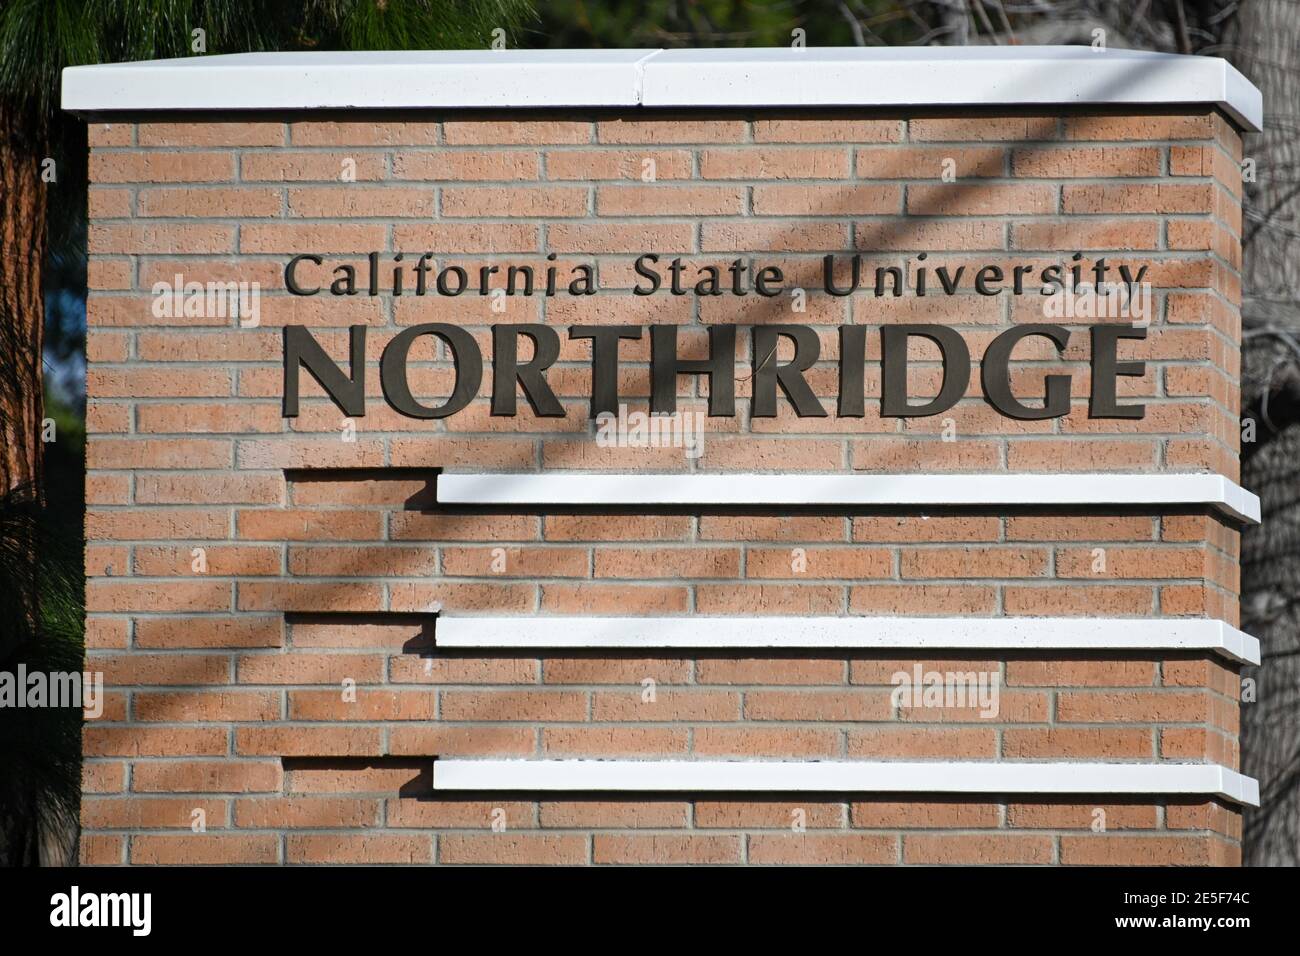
xmin=437 ymin=616 xmax=1260 ymax=666
xmin=60 ymin=47 xmax=1262 ymax=131
xmin=437 ymin=473 xmax=1261 ymax=524
xmin=433 ymin=759 xmax=1260 ymax=807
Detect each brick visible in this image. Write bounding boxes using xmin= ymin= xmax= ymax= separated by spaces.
xmin=594 ymin=834 xmax=741 ymax=864
xmin=1064 ymin=114 xmax=1215 ymax=141
xmin=854 ymin=516 xmax=1000 ymax=543
xmin=694 ymin=727 xmax=840 ymax=757
xmin=393 ymin=656 xmax=537 ymax=684
xmin=443 ymin=186 xmax=588 ymax=218
xmin=83 ymin=726 xmax=227 ymax=757
xmin=858 ymin=146 xmax=1006 ymax=178
xmin=744 ymin=689 xmax=890 ymax=721
xmin=440 ymin=690 xmax=586 ymax=723
xmin=236 ymin=653 xmax=384 ymax=685
xmin=83 ymin=797 xmax=226 ymax=830
xmin=446 ymin=120 xmax=591 ymax=145
xmin=236 ymin=509 xmax=381 ymax=541
xmin=289 ymin=121 xmax=438 ymax=146
xmin=139 ymin=122 xmax=285 ymax=147
xmin=1006 ymin=660 xmax=1157 ymax=687
xmin=386 ymin=799 xmax=535 ymax=829
xmin=135 ymin=616 xmax=282 ymax=649
xmin=395 ymin=150 xmax=539 ymax=180
xmin=288 ymin=834 xmax=432 ymax=864
xmin=593 ymin=690 xmax=739 ymax=722
xmin=542 ymin=658 xmax=689 ymax=685
xmin=545 ymin=148 xmax=692 ymax=181
xmin=904 ymin=834 xmax=1053 ymax=864
xmin=597 ymin=184 xmax=745 ymax=216
xmin=241 ymin=152 xmax=386 ymax=181
xmin=541 ymin=726 xmax=687 ymax=757
xmin=547 ymin=222 xmax=693 ymax=254
xmin=752 ymin=183 xmax=900 ymax=215
xmin=700 ymin=148 xmax=849 ymax=180
xmin=852 ymin=800 xmax=1001 ymax=829
xmin=697 ymin=583 xmax=843 ymax=614
xmin=541 ymin=583 xmax=688 ymax=614
xmin=598 ymin=118 xmax=745 ymax=144
xmin=287 ymin=186 xmax=435 ymax=218
xmin=87 ymin=580 xmax=231 ymax=613
xmin=131 ymin=760 xmax=282 ymax=793
xmin=240 ymin=223 xmax=387 ymax=254
xmin=748 ymin=833 xmax=896 ymax=864
xmin=388 ymin=725 xmax=535 ymax=757
xmin=1059 ymin=835 xmax=1231 ymax=866
xmin=1007 ymin=802 xmax=1159 ymax=829
xmin=850 ymin=584 xmax=996 ymax=615
xmin=89 ymin=122 xmax=132 ymax=146
xmin=900 ymin=546 xmax=1047 ymax=579
xmin=1056 ymin=690 xmax=1210 ymax=723
xmin=139 ymin=186 xmax=282 ymax=217
xmin=235 ymin=797 xmax=380 ymax=828
xmin=1013 ymin=220 xmax=1160 ymax=251
xmin=89 ymin=223 xmax=235 ymax=254
xmin=847 ymin=727 xmax=997 ymax=758
xmin=1004 ymin=585 xmax=1153 ymax=616
xmin=440 ymin=834 xmax=587 ymax=864
xmin=540 ymin=801 xmax=689 ymax=829
xmin=695 ymin=801 xmax=845 ymax=829
xmin=132 ymin=834 xmax=279 ymax=865
xmin=235 ymin=725 xmax=381 ymax=757
xmin=91 ymin=151 xmax=234 ymax=183
xmin=755 ymin=118 xmax=903 ymax=143
xmin=696 ymin=658 xmax=845 ymax=685
xmin=287 ymin=690 xmax=436 ymax=721
xmin=79 ymin=834 xmax=125 ymax=865
xmin=908 ymin=183 xmax=1056 ymax=216
xmin=1013 ymin=147 xmax=1160 ymax=177
xmin=135 ymin=691 xmax=280 ymax=722
xmin=1002 ymin=727 xmax=1154 ymax=759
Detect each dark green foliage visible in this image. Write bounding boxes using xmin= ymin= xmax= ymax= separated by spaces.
xmin=0 ymin=482 xmax=84 ymax=865
xmin=527 ymin=0 xmax=908 ymax=49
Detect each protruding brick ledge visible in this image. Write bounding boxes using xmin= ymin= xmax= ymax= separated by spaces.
xmin=437 ymin=472 xmax=1262 ymax=524
xmin=433 ymin=759 xmax=1261 ymax=807
xmin=436 ymin=616 xmax=1261 ymax=665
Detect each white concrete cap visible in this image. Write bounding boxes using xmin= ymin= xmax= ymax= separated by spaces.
xmin=61 ymin=46 xmax=1262 ymax=131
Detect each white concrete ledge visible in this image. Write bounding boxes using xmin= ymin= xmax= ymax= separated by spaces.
xmin=433 ymin=759 xmax=1260 ymax=806
xmin=437 ymin=472 xmax=1262 ymax=524
xmin=437 ymin=616 xmax=1260 ymax=665
xmin=61 ymin=47 xmax=1261 ymax=131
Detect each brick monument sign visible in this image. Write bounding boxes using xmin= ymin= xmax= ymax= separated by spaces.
xmin=64 ymin=47 xmax=1262 ymax=865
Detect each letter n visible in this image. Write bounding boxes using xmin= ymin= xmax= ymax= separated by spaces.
xmin=283 ymin=324 xmax=366 ymax=417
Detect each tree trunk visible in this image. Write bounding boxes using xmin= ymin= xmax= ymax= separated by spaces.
xmin=1226 ymin=0 xmax=1300 ymax=867
xmin=0 ymin=103 xmax=46 ymax=495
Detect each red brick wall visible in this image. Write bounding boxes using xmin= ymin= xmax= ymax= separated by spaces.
xmin=81 ymin=107 xmax=1247 ymax=865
